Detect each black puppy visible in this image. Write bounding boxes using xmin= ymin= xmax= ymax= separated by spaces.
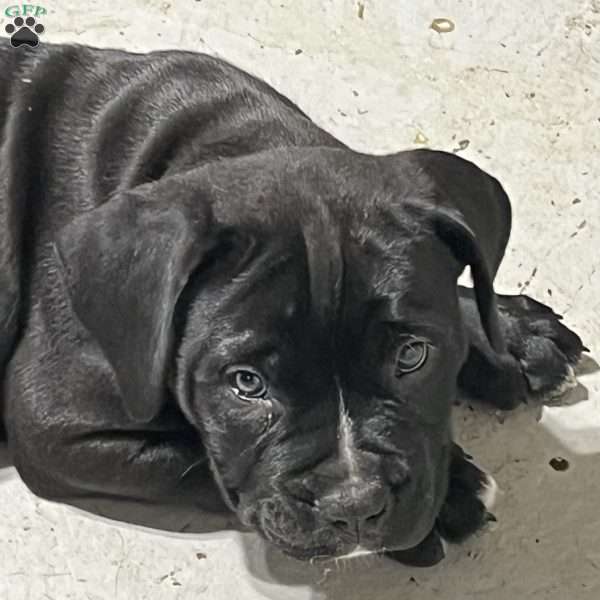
xmin=0 ymin=38 xmax=585 ymax=565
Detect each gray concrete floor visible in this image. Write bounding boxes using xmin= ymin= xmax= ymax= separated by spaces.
xmin=1 ymin=1 xmax=599 ymax=598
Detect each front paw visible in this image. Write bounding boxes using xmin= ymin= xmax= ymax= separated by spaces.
xmin=436 ymin=444 xmax=497 ymax=543
xmin=497 ymin=293 xmax=587 ymax=395
xmin=387 ymin=445 xmax=496 ymax=567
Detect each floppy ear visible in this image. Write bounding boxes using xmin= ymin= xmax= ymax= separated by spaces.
xmin=403 ymin=199 xmax=506 ymax=354
xmin=428 ymin=205 xmax=505 ymax=354
xmin=54 ymin=184 xmax=217 ymax=423
xmin=392 ymin=150 xmax=512 ymax=354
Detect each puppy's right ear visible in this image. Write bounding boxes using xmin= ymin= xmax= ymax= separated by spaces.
xmin=54 ymin=184 xmax=217 ymax=423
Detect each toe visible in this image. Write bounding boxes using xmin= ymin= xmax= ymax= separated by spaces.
xmin=498 ymin=294 xmax=587 ymax=395
xmin=528 ymin=318 xmax=587 ymax=364
xmin=519 ymin=335 xmax=576 ymax=394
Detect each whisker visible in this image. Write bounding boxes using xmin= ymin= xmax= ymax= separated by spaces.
xmin=178 ymin=457 xmax=208 ymax=482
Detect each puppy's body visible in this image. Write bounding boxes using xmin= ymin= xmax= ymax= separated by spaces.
xmin=0 ymin=38 xmax=584 ymax=563
xmin=0 ymin=38 xmax=337 ymax=361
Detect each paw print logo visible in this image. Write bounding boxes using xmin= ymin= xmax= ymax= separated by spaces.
xmin=5 ymin=16 xmax=45 ymax=48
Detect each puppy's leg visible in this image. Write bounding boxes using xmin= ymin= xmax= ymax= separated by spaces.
xmin=8 ymin=414 xmax=226 ymax=512
xmin=5 ymin=344 xmax=226 ymax=511
xmin=458 ymin=286 xmax=586 ymax=408
xmin=436 ymin=443 xmax=497 ymax=542
xmin=8 ymin=416 xmax=226 ymax=512
xmin=387 ymin=444 xmax=496 ymax=566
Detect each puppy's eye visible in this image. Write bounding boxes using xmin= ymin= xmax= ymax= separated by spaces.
xmin=228 ymin=368 xmax=268 ymax=399
xmin=394 ymin=337 xmax=429 ymax=375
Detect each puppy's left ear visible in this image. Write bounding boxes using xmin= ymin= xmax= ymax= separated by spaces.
xmin=395 ymin=150 xmax=511 ymax=354
xmin=403 ymin=199 xmax=506 ymax=354
xmin=428 ymin=204 xmax=505 ymax=353
xmin=53 ymin=182 xmax=219 ymax=423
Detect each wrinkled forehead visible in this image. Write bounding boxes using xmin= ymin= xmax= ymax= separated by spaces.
xmin=206 ymin=211 xmax=450 ymax=352
xmin=342 ymin=218 xmax=458 ymax=325
xmin=180 ymin=148 xmax=454 ymax=335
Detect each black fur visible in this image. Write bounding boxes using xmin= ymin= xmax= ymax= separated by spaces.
xmin=0 ymin=38 xmax=585 ymax=563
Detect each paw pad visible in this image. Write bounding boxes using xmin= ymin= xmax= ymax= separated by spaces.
xmin=5 ymin=16 xmax=44 ymax=48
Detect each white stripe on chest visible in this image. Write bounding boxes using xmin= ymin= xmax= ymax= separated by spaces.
xmin=336 ymin=376 xmax=360 ymax=479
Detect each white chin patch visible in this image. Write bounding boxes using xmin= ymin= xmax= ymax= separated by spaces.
xmin=338 ymin=545 xmax=379 ymax=560
xmin=478 ymin=474 xmax=499 ymax=510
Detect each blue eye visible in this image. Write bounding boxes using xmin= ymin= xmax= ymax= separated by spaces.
xmin=229 ymin=368 xmax=267 ymax=399
xmin=394 ymin=338 xmax=429 ymax=375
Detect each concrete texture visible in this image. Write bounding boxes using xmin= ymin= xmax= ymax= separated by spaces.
xmin=1 ymin=1 xmax=599 ymax=598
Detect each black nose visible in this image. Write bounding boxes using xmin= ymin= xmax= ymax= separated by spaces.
xmin=318 ymin=482 xmax=390 ymax=535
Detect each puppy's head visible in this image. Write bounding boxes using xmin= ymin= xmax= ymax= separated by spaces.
xmin=56 ymin=147 xmax=503 ymax=560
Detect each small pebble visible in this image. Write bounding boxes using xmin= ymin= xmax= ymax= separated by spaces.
xmin=414 ymin=131 xmax=429 ymax=144
xmin=453 ymin=139 xmax=470 ymax=152
xmin=549 ymin=457 xmax=570 ymax=472
xmin=430 ymin=18 xmax=455 ymax=34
